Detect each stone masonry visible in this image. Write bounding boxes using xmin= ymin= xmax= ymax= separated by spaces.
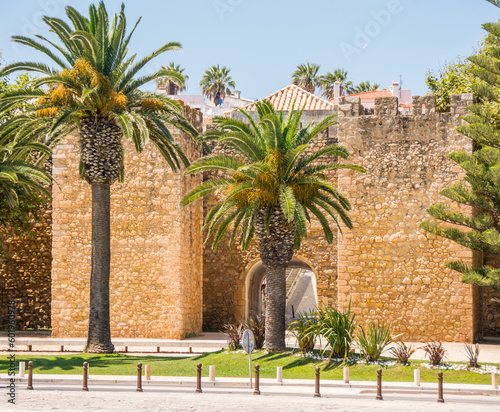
xmin=50 ymin=107 xmax=203 ymax=339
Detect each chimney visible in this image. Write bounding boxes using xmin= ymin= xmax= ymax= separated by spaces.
xmin=390 ymin=81 xmax=400 ymax=99
xmin=233 ymin=90 xmax=241 ymax=99
xmin=334 ymin=81 xmax=341 ymax=100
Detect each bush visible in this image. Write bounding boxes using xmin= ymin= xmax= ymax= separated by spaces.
xmin=464 ymin=343 xmax=480 ymax=368
xmin=422 ymin=342 xmax=447 ymax=365
xmin=390 ymin=341 xmax=417 ymax=364
xmin=357 ymin=321 xmax=393 ymax=362
xmin=288 ymin=311 xmax=317 ymax=355
xmin=316 ymin=305 xmax=356 ymax=361
xmin=243 ymin=314 xmax=265 ymax=349
xmin=222 ymin=322 xmax=243 ymax=351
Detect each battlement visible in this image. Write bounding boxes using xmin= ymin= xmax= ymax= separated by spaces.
xmin=338 ymin=93 xmax=474 ymax=117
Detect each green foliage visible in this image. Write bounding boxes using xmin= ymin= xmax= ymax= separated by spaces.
xmin=352 ymin=81 xmax=380 ymax=94
xmin=242 ymin=314 xmax=265 ymax=349
xmin=199 ymin=64 xmax=235 ymax=106
xmin=156 ymin=62 xmax=188 ymax=94
xmin=357 ymin=321 xmax=392 ymax=362
xmin=420 ymin=12 xmax=500 ymax=291
xmin=422 ymin=342 xmax=447 ymax=366
xmin=288 ymin=311 xmax=318 ymax=355
xmin=318 ymin=69 xmax=353 ymax=99
xmin=291 ymin=62 xmax=321 ymax=94
xmin=316 ymin=305 xmax=356 ymax=361
xmin=181 ymin=100 xmax=364 ymax=251
xmin=426 ymin=60 xmax=480 ymax=112
xmin=390 ymin=341 xmax=417 ymax=365
xmin=222 ymin=322 xmax=243 ymax=351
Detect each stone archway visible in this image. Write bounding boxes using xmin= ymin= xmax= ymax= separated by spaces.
xmin=245 ymin=258 xmax=318 ymax=321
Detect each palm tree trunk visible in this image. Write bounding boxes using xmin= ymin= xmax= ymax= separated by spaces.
xmin=85 ymin=183 xmax=114 ymax=353
xmin=264 ymin=264 xmax=287 ymax=351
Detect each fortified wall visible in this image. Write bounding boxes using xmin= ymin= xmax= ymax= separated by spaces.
xmin=335 ymin=93 xmax=500 ymax=341
xmin=50 ymin=107 xmax=204 ymax=339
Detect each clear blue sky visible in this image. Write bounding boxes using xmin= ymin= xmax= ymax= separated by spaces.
xmin=0 ymin=0 xmax=497 ymax=99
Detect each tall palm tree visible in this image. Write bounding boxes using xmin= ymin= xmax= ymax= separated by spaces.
xmin=156 ymin=62 xmax=189 ymax=95
xmin=181 ymin=101 xmax=364 ymax=351
xmin=352 ymin=81 xmax=380 ymax=94
xmin=319 ymin=69 xmax=354 ymax=99
xmin=0 ymin=2 xmax=199 ymax=353
xmin=291 ymin=63 xmax=321 ymax=94
xmin=199 ymin=65 xmax=235 ymax=106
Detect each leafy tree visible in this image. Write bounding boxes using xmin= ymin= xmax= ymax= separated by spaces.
xmin=199 ymin=64 xmax=235 ymax=106
xmin=291 ymin=63 xmax=321 ymax=94
xmin=352 ymin=81 xmax=380 ymax=94
xmin=426 ymin=60 xmax=481 ymax=112
xmin=156 ymin=62 xmax=188 ymax=95
xmin=181 ymin=101 xmax=364 ymax=351
xmin=420 ymin=6 xmax=500 ymax=291
xmin=318 ymin=69 xmax=354 ymax=99
xmin=0 ymin=2 xmax=199 ymax=352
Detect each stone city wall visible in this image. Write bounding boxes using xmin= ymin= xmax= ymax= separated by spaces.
xmin=336 ymin=94 xmax=479 ymax=342
xmin=51 ymin=107 xmax=203 ymax=339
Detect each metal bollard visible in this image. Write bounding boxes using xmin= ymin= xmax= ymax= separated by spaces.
xmin=27 ymin=361 xmax=33 ymax=390
xmin=60 ymin=345 xmax=64 ymax=352
xmin=343 ymin=366 xmax=349 ymax=384
xmin=209 ymin=365 xmax=215 ymax=382
xmin=254 ymin=365 xmax=260 ymax=395
xmin=82 ymin=362 xmax=89 ymax=391
xmin=19 ymin=361 xmax=25 ymax=378
xmin=195 ymin=363 xmax=202 ymax=393
xmin=314 ymin=367 xmax=321 ymax=398
xmin=376 ymin=369 xmax=383 ymax=400
xmin=414 ymin=369 xmax=420 ymax=386
xmin=27 ymin=344 xmax=32 ymax=352
xmin=145 ymin=364 xmax=151 ymax=381
xmin=493 ymin=372 xmax=498 ymax=390
xmin=124 ymin=346 xmax=128 ymax=353
xmin=276 ymin=366 xmax=283 ymax=383
xmin=136 ymin=363 xmax=143 ymax=392
xmin=437 ymin=371 xmax=444 ymax=403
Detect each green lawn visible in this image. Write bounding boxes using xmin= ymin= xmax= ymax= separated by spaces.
xmin=1 ymin=350 xmax=498 ymax=385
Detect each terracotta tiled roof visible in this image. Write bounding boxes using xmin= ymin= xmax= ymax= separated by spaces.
xmin=228 ymin=84 xmax=335 ymax=113
xmin=330 ymin=89 xmax=392 ymax=103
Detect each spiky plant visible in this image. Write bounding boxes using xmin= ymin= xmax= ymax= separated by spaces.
xmin=199 ymin=64 xmax=235 ymax=106
xmin=181 ymin=101 xmax=364 ymax=351
xmin=316 ymin=305 xmax=356 ymax=361
xmin=288 ymin=310 xmax=317 ymax=355
xmin=0 ymin=2 xmax=199 ymax=353
xmin=352 ymin=81 xmax=380 ymax=94
xmin=357 ymin=321 xmax=393 ymax=362
xmin=291 ymin=63 xmax=321 ymax=94
xmin=390 ymin=341 xmax=417 ymax=365
xmin=156 ymin=62 xmax=189 ymax=95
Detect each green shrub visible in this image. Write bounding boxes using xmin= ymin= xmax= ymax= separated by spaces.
xmin=357 ymin=321 xmax=393 ymax=362
xmin=316 ymin=305 xmax=356 ymax=361
xmin=288 ymin=311 xmax=317 ymax=355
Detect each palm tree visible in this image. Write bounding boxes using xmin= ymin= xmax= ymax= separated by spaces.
xmin=156 ymin=62 xmax=189 ymax=95
xmin=181 ymin=101 xmax=364 ymax=351
xmin=199 ymin=65 xmax=235 ymax=106
xmin=318 ymin=69 xmax=354 ymax=99
xmin=352 ymin=81 xmax=380 ymax=94
xmin=0 ymin=2 xmax=199 ymax=353
xmin=291 ymin=63 xmax=321 ymax=94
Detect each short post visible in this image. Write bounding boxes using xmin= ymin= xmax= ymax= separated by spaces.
xmin=414 ymin=369 xmax=420 ymax=386
xmin=124 ymin=346 xmax=128 ymax=353
xmin=314 ymin=367 xmax=321 ymax=398
xmin=19 ymin=361 xmax=25 ymax=378
xmin=437 ymin=371 xmax=444 ymax=403
xmin=195 ymin=363 xmax=202 ymax=393
xmin=136 ymin=362 xmax=143 ymax=392
xmin=27 ymin=344 xmax=32 ymax=352
xmin=145 ymin=364 xmax=151 ymax=381
xmin=376 ymin=369 xmax=383 ymax=400
xmin=276 ymin=366 xmax=283 ymax=383
xmin=492 ymin=372 xmax=498 ymax=390
xmin=60 ymin=345 xmax=64 ymax=352
xmin=156 ymin=346 xmax=160 ymax=353
xmin=189 ymin=347 xmax=193 ymax=354
xmin=343 ymin=366 xmax=349 ymax=384
xmin=82 ymin=362 xmax=89 ymax=391
xmin=209 ymin=365 xmax=215 ymax=382
xmin=254 ymin=365 xmax=260 ymax=395
xmin=27 ymin=361 xmax=33 ymax=390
